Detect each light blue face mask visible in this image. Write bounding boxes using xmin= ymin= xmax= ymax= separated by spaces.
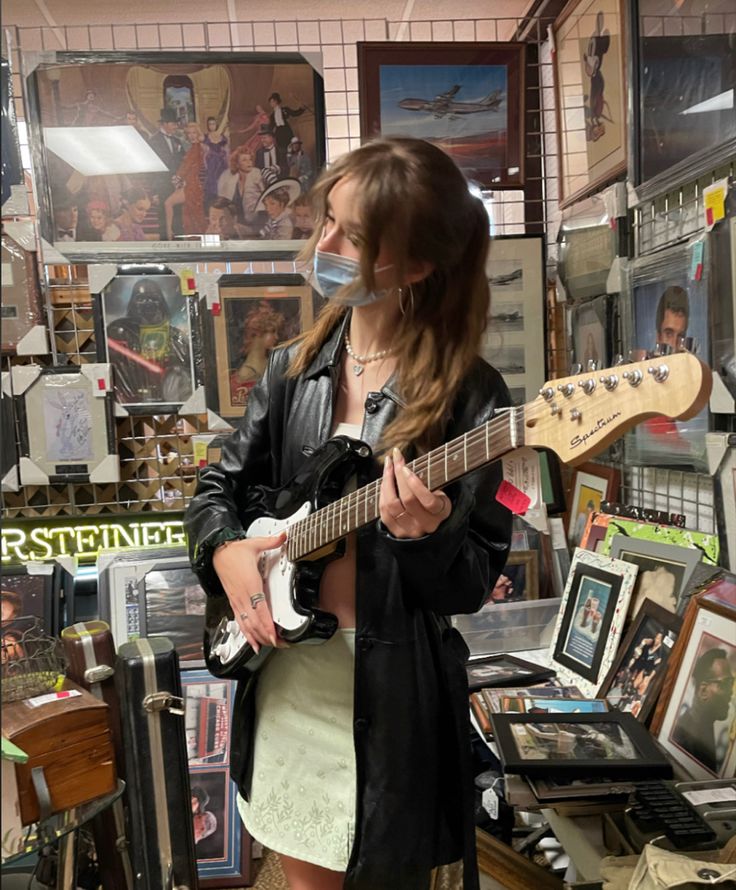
xmin=313 ymin=249 xmax=394 ymax=307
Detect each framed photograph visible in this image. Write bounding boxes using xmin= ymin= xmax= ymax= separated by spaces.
xmin=482 ymin=234 xmax=546 ymax=404
xmin=23 ymin=50 xmax=325 ymax=261
xmin=203 ymin=274 xmax=316 ymax=419
xmin=567 ymin=462 xmax=620 ymax=548
xmin=1 ymin=372 xmax=19 ymax=493
xmin=181 ymin=670 xmax=252 ymax=887
xmin=625 ymin=242 xmax=710 ymax=470
xmin=571 ymin=295 xmax=611 ymax=373
xmin=609 ymin=534 xmax=702 ymax=618
xmin=490 ymin=711 xmax=672 ymax=779
xmin=482 ymin=685 xmax=585 ymax=714
xmin=579 ymin=510 xmax=613 ymax=552
xmin=493 ymin=550 xmax=539 ymax=603
xmin=597 ymin=599 xmax=682 ymax=722
xmin=11 ymin=364 xmax=119 ymax=485
xmin=655 ymin=597 xmax=735 ymax=780
xmin=1 ymin=56 xmax=24 ymax=210
xmin=466 ymin=654 xmax=555 ymax=692
xmin=97 ymin=547 xmax=207 ymax=666
xmin=553 ymin=0 xmax=628 ymax=206
xmin=631 ymin=5 xmax=736 ymax=197
xmin=495 ymin=695 xmax=607 ymax=715
xmin=549 ymin=548 xmax=638 ymax=697
xmin=93 ymin=265 xmax=203 ymax=415
xmin=357 ymin=41 xmax=525 ymax=189
xmin=1 ymin=229 xmax=47 ymax=355
xmin=529 ymin=775 xmax=634 ymax=801
xmin=1 ymin=564 xmax=58 ymax=634
xmin=698 ymin=572 xmax=736 ymax=619
xmin=598 ymin=517 xmax=720 ymax=569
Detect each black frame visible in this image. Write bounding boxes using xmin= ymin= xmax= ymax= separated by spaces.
xmin=466 ymin=653 xmax=555 ymax=691
xmin=1 ymin=370 xmax=19 ymax=492
xmin=553 ymin=562 xmax=624 ymax=685
xmin=490 ymin=711 xmax=673 ymax=779
xmin=1 ymin=563 xmax=60 ymax=635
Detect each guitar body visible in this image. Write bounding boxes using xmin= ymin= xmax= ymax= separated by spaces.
xmin=203 ymin=435 xmax=373 ymax=681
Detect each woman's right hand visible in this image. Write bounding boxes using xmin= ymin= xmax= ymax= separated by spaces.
xmin=212 ymin=531 xmax=287 ymax=654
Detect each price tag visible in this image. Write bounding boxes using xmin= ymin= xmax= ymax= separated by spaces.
xmin=482 ymin=786 xmax=499 ymax=820
xmin=703 ymin=178 xmax=728 ymax=231
xmin=690 ymin=240 xmax=704 ymax=281
xmin=179 ymin=268 xmax=196 ymax=295
xmin=496 ymin=479 xmax=532 ymax=515
xmin=501 ymin=447 xmax=541 ymax=513
xmin=26 ymin=689 xmax=81 ymax=708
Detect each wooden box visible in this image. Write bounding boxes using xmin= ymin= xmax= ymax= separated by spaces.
xmin=2 ymin=679 xmax=117 ymax=825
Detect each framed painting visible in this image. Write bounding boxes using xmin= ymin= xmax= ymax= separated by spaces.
xmin=567 ymin=461 xmax=620 ymax=548
xmin=490 ymin=711 xmax=672 ymax=779
xmin=654 ymin=595 xmax=735 ymax=780
xmin=571 ymin=295 xmax=611 ymax=374
xmin=481 ymin=234 xmax=546 ymax=405
xmin=493 ymin=550 xmax=540 ymax=604
xmin=181 ymin=669 xmax=252 ymax=887
xmin=203 ymin=274 xmax=316 ymax=420
xmin=12 ymin=364 xmax=118 ymax=485
xmin=465 ymin=654 xmax=555 ymax=692
xmin=597 ymin=598 xmax=682 ymax=723
xmin=1 ymin=228 xmax=47 ymax=355
xmin=93 ymin=265 xmax=203 ymax=415
xmin=549 ymin=547 xmax=638 ymax=697
xmin=23 ymin=50 xmax=325 ymax=261
xmin=598 ymin=517 xmax=720 ymax=569
xmin=631 ymin=1 xmax=736 ymax=198
xmin=553 ymin=0 xmax=628 ymax=206
xmin=609 ymin=534 xmax=702 ymax=618
xmin=1 ymin=563 xmax=58 ymax=635
xmin=357 ymin=41 xmax=525 ymax=189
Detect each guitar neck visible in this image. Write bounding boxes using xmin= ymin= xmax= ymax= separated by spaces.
xmin=287 ymin=407 xmax=524 ymax=561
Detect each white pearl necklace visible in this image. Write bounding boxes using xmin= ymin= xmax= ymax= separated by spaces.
xmin=344 ymin=334 xmax=396 ymax=376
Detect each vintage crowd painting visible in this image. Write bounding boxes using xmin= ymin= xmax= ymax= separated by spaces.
xmin=25 ymin=52 xmax=325 ymax=258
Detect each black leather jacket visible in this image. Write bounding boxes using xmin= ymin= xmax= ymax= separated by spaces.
xmin=185 ymin=314 xmax=512 ymax=890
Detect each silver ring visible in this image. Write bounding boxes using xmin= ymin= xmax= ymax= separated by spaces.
xmin=250 ymin=592 xmax=266 ymax=608
xmin=239 ymin=611 xmax=248 ymax=621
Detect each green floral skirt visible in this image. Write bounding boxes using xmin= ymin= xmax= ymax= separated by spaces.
xmin=237 ymin=629 xmax=357 ymax=871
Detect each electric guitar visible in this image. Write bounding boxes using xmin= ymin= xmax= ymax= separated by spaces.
xmin=203 ymin=352 xmax=712 ymax=681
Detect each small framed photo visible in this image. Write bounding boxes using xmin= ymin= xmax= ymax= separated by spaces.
xmin=697 ymin=572 xmax=736 ymax=619
xmin=490 ymin=711 xmax=672 ymax=779
xmin=495 ymin=695 xmax=607 ymax=715
xmin=97 ymin=547 xmax=207 ymax=667
xmin=597 ymin=599 xmax=682 ymax=723
xmin=482 ymin=685 xmax=586 ymax=714
xmin=23 ymin=50 xmax=325 ymax=261
xmin=357 ymin=41 xmax=525 ymax=189
xmin=1 ymin=227 xmax=47 ymax=355
xmin=1 ymin=564 xmax=58 ymax=635
xmin=202 ymin=274 xmax=316 ymax=419
xmin=553 ymin=0 xmax=628 ymax=206
xmin=1 ymin=372 xmax=19 ymax=493
xmin=466 ymin=653 xmax=555 ymax=692
xmin=181 ymin=669 xmax=252 ymax=887
xmin=12 ymin=364 xmax=119 ymax=485
xmin=482 ymin=235 xmax=546 ymax=405
xmin=549 ymin=548 xmax=638 ymax=697
xmin=579 ymin=510 xmax=613 ymax=552
xmin=494 ymin=550 xmax=539 ymax=603
xmin=93 ymin=265 xmax=203 ymax=415
xmin=654 ymin=596 xmax=735 ymax=779
xmin=567 ymin=462 xmax=620 ymax=548
xmin=609 ymin=534 xmax=702 ymax=618
xmin=571 ymin=295 xmax=611 ymax=373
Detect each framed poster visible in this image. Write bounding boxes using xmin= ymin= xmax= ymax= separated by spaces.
xmin=571 ymin=295 xmax=611 ymax=373
xmin=1 ymin=372 xmax=19 ymax=492
xmin=482 ymin=234 xmax=546 ymax=404
xmin=93 ymin=266 xmax=203 ymax=415
xmin=1 ymin=229 xmax=46 ymax=355
xmin=23 ymin=51 xmax=325 ymax=261
xmin=203 ymin=274 xmax=316 ymax=419
xmin=494 ymin=550 xmax=540 ymax=603
xmin=553 ymin=0 xmax=627 ymax=206
xmin=1 ymin=563 xmax=58 ymax=635
xmin=12 ymin=364 xmax=118 ymax=485
xmin=567 ymin=461 xmax=620 ymax=548
xmin=357 ymin=41 xmax=525 ymax=189
xmin=632 ymin=2 xmax=736 ymax=197
xmin=549 ymin=548 xmax=638 ymax=697
xmin=181 ymin=669 xmax=252 ymax=887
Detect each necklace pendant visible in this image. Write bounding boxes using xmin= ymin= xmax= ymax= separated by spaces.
xmin=352 ymin=363 xmax=364 ymax=376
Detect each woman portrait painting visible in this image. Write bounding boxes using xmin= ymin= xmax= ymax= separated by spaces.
xmin=229 ymin=301 xmax=287 ymax=408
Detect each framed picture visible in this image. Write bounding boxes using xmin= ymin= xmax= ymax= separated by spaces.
xmin=1 ymin=229 xmax=47 ymax=355
xmin=490 ymin=711 xmax=672 ymax=779
xmin=609 ymin=534 xmax=703 ymax=618
xmin=482 ymin=234 xmax=546 ymax=404
xmin=528 ymin=775 xmax=634 ymax=801
xmin=494 ymin=695 xmax=607 ymax=715
xmin=1 ymin=56 xmax=24 ymax=210
xmin=23 ymin=50 xmax=325 ymax=261
xmin=11 ymin=364 xmax=119 ymax=485
xmin=553 ymin=0 xmax=628 ymax=206
xmin=549 ymin=548 xmax=638 ymax=697
xmin=482 ymin=685 xmax=586 ymax=714
xmin=181 ymin=670 xmax=252 ymax=887
xmin=625 ymin=241 xmax=710 ymax=470
xmin=92 ymin=265 xmax=203 ymax=415
xmin=538 ymin=449 xmax=566 ymax=515
xmin=698 ymin=572 xmax=736 ymax=619
xmin=203 ymin=274 xmax=316 ymax=419
xmin=1 ymin=372 xmax=19 ymax=493
xmin=579 ymin=511 xmax=613 ymax=552
xmin=357 ymin=41 xmax=525 ymax=189
xmin=571 ymin=295 xmax=611 ymax=373
xmin=597 ymin=599 xmax=682 ymax=722
xmin=567 ymin=462 xmax=620 ymax=548
xmin=466 ymin=654 xmax=555 ymax=692
xmin=97 ymin=547 xmax=207 ymax=666
xmin=598 ymin=517 xmax=720 ymax=569
xmin=654 ymin=596 xmax=735 ymax=780
xmin=714 ymin=443 xmax=736 ymax=573
xmin=1 ymin=564 xmax=58 ymax=634
xmin=494 ymin=550 xmax=539 ymax=603
xmin=631 ymin=5 xmax=736 ymax=197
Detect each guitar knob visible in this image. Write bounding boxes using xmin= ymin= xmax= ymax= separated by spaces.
xmin=586 ymin=359 xmax=598 ymax=372
xmin=648 ymin=364 xmax=670 ymax=383
xmin=557 ymin=383 xmax=575 ymax=398
xmin=623 ymin=369 xmax=643 ymax=387
xmin=571 ymin=363 xmax=583 ymax=375
xmin=539 ymin=386 xmax=555 ymax=401
xmin=578 ymin=378 xmax=596 ymax=394
xmin=599 ymin=374 xmax=619 ymax=391
xmin=570 ymin=408 xmax=582 ymax=421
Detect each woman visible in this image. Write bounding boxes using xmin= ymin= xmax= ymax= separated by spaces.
xmin=258 ymin=186 xmax=294 ymax=240
xmin=203 ymin=116 xmax=229 ymax=205
xmin=217 ymin=146 xmax=263 ymax=230
xmin=230 ymin=301 xmax=284 ymax=408
xmin=113 ymin=187 xmax=151 ymax=242
xmin=164 ymin=121 xmax=207 ymax=239
xmin=185 ymin=137 xmax=512 ymax=890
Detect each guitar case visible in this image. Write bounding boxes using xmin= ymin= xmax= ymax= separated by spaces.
xmin=116 ymin=637 xmax=197 ymax=890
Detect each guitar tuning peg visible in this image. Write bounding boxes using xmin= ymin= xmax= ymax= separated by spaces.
xmin=571 ymin=362 xmax=583 ymax=375
xmin=679 ymin=336 xmax=697 ymax=354
xmin=613 ymin=354 xmax=625 ymax=366
xmin=586 ymin=359 xmax=598 ymax=372
xmin=658 ymin=343 xmax=673 ymax=356
xmin=651 ymin=344 xmax=662 ymax=358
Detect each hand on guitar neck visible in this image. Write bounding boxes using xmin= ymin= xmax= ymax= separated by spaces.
xmin=212 ymin=530 xmax=288 ymax=654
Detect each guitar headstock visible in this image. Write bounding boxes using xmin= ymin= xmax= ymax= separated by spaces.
xmin=523 ymin=352 xmax=712 ymax=465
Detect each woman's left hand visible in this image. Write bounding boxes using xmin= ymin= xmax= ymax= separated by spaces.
xmin=380 ymin=447 xmax=452 ymax=539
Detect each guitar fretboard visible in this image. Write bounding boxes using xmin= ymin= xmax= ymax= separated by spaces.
xmin=286 ymin=407 xmax=523 ymax=561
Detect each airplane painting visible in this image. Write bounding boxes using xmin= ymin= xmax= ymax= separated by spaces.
xmin=398 ymin=84 xmax=505 ymax=119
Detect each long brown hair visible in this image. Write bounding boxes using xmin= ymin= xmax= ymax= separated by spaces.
xmin=289 ymin=137 xmax=492 ymax=452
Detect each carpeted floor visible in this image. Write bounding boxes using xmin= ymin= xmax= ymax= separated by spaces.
xmin=251 ymin=850 xmax=289 ymax=889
